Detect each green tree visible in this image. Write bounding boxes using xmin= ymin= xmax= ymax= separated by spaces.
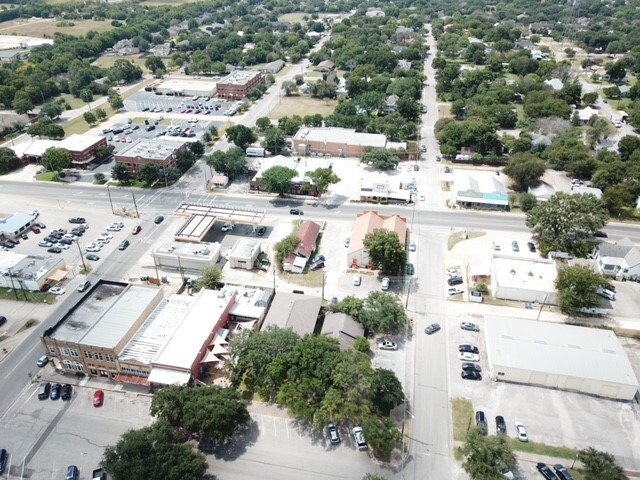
xmin=188 ymin=141 xmax=204 ymax=157
xmin=361 ymin=149 xmax=399 ymax=171
xmin=370 ymin=368 xmax=404 ymax=416
xmin=363 ymin=416 xmax=402 ymax=462
xmin=260 ymin=166 xmax=297 ymax=195
xmin=606 ymin=62 xmax=626 ymax=82
xmin=262 ymin=128 xmax=287 ymax=154
xmin=359 ymin=292 xmax=408 ymax=335
xmin=195 ymin=265 xmax=223 ymax=290
xmin=256 ymin=117 xmax=272 ymax=132
xmin=525 ymin=193 xmax=608 ymax=254
xmin=45 ymin=124 xmax=65 ymax=139
xmin=176 ymin=150 xmax=196 ymax=172
xmin=108 ymin=94 xmax=124 ymax=111
xmin=461 ymin=428 xmax=517 ymax=480
xmin=555 ymin=265 xmax=606 ymax=316
xmin=363 ymin=229 xmax=406 ymax=275
xmin=111 ymin=163 xmax=130 ymax=183
xmin=145 ymin=56 xmax=166 ymax=75
xmin=83 ymin=111 xmax=97 ymax=125
xmin=40 ymin=102 xmax=63 ymax=119
xmin=0 ymin=147 xmax=20 ymax=174
xmin=353 ymin=337 xmax=370 ymax=353
xmin=225 ymin=124 xmax=258 ymax=149
xmin=274 ymin=232 xmax=300 ymax=265
xmin=582 ymin=92 xmax=598 ymax=105
xmin=80 ymin=88 xmax=93 ymax=107
xmin=12 ymin=92 xmax=33 ymax=114
xmin=94 ymin=172 xmax=106 ymax=183
xmin=307 ymin=167 xmax=340 ymax=197
xmin=206 ymin=148 xmax=249 ymax=180
xmin=95 ymin=107 xmax=107 ymax=121
xmin=336 ymin=295 xmax=364 ymax=318
xmin=137 ymin=162 xmax=161 ymax=186
xmin=363 ymin=475 xmax=387 ymax=480
xmin=503 ymin=153 xmax=546 ymax=191
xmin=102 ymin=421 xmax=207 ymax=480
xmin=42 ymin=147 xmax=71 ymax=172
xmin=227 ymin=327 xmax=300 ymax=400
xmin=617 ymin=135 xmax=640 ymax=161
xmin=519 ymin=192 xmax=538 ymax=212
xmin=578 ymin=447 xmax=627 ymax=480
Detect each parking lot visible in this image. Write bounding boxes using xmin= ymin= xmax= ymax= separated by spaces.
xmin=124 ymin=91 xmax=239 ymax=117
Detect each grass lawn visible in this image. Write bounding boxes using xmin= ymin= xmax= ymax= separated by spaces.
xmin=448 ymin=231 xmax=485 ymax=251
xmin=59 ymin=94 xmax=85 ymax=110
xmin=451 ymin=397 xmax=474 ymax=442
xmin=279 ymin=270 xmax=324 ymax=288
xmin=0 ymin=18 xmax=112 ymax=37
xmin=270 ymin=95 xmax=338 ymax=119
xmin=17 ymin=319 xmax=39 ymax=333
xmin=35 ymin=171 xmax=58 ymax=182
xmin=92 ymin=54 xmax=149 ymax=72
xmin=438 ymin=103 xmax=451 ymax=118
xmin=0 ymin=288 xmax=55 ymax=303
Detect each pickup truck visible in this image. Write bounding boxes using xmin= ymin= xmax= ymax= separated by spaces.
xmin=92 ymin=468 xmax=107 ymax=480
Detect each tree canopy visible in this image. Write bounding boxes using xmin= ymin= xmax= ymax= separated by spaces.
xmin=206 ymin=147 xmax=249 ymax=181
xmin=461 ymin=428 xmax=517 ymax=480
xmin=225 ymin=125 xmax=258 ymax=150
xmin=42 ymin=147 xmax=71 ymax=172
xmin=359 ymin=292 xmax=409 ymax=335
xmin=578 ymin=447 xmax=627 ymax=480
xmin=363 ymin=229 xmax=406 ymax=275
xmin=195 ymin=265 xmax=223 ymax=290
xmin=361 ymin=149 xmax=399 ymax=171
xmin=503 ymin=153 xmax=546 ymax=191
xmin=555 ymin=265 xmax=606 ymax=316
xmin=260 ymin=166 xmax=297 ymax=195
xmin=307 ymin=167 xmax=340 ymax=196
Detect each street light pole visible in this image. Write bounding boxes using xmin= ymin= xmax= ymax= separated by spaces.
xmin=536 ymin=293 xmax=549 ymax=321
xmin=76 ymin=240 xmax=87 ymax=273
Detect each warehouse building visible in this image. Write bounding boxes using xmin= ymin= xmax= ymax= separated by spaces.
xmin=485 ymin=316 xmax=639 ymax=401
xmin=151 ymin=78 xmax=217 ymax=97
xmin=491 ymin=254 xmax=558 ymax=304
xmin=292 ymin=127 xmax=407 ymax=157
xmin=216 ymin=70 xmax=265 ymax=99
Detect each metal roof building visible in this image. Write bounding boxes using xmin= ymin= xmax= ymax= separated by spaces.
xmin=260 ymin=292 xmax=322 ymax=336
xmin=485 ymin=316 xmax=639 ymax=401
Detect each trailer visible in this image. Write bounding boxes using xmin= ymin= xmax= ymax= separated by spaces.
xmin=246 ymin=147 xmax=266 ymax=157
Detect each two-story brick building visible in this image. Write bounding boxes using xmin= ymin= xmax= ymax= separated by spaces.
xmin=216 ymin=70 xmax=265 ymax=100
xmin=114 ymin=139 xmax=188 ymax=174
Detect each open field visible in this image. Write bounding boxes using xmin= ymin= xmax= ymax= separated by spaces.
xmin=0 ymin=18 xmax=113 ymax=37
xmin=92 ymin=53 xmax=149 ymax=71
xmin=270 ymin=95 xmax=338 ymax=119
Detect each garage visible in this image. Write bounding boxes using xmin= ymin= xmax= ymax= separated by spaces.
xmin=485 ymin=316 xmax=639 ymax=401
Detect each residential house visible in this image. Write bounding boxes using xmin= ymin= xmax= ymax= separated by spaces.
xmin=544 ymin=78 xmax=564 ymax=91
xmin=261 ymin=59 xmax=285 ymax=74
xmin=314 ymin=60 xmax=335 ymax=72
xmin=592 ymin=239 xmax=640 ymax=279
xmin=348 ymin=211 xmax=407 ymax=269
xmin=571 ymin=185 xmax=602 ymax=199
xmin=575 ymin=106 xmax=599 ymax=125
xmin=283 ymin=221 xmax=321 ymax=273
xmin=527 ymin=181 xmax=555 ymax=202
xmin=260 ymin=292 xmax=322 ymax=335
xmin=382 ymin=94 xmax=399 ymax=115
xmin=321 ymin=312 xmax=364 ymax=350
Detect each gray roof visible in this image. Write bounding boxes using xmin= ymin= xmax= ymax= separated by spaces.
xmin=0 ymin=213 xmax=36 ymax=236
xmin=485 ymin=316 xmax=639 ymax=388
xmin=261 ymin=292 xmax=322 ymax=336
xmin=321 ymin=312 xmax=364 ymax=350
xmin=597 ymin=239 xmax=640 ymax=268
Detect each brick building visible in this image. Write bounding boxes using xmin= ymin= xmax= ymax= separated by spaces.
xmin=57 ymin=134 xmax=108 ymax=169
xmin=292 ymin=127 xmax=406 ymax=157
xmin=114 ymin=139 xmax=188 ymax=174
xmin=216 ymin=70 xmax=265 ymax=100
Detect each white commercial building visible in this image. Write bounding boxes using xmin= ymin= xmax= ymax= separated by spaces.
xmin=228 ymin=239 xmax=261 ymax=270
xmin=153 ymin=239 xmax=221 ymax=273
xmin=491 ymin=254 xmax=558 ymax=304
xmin=485 ymin=316 xmax=640 ymax=401
xmin=152 ymin=78 xmax=218 ymax=97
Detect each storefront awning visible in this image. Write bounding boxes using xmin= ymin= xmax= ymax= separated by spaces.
xmin=47 ymin=269 xmax=68 ymax=282
xmin=148 ymin=368 xmax=191 ymax=385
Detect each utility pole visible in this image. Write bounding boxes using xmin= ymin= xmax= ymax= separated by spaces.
xmin=76 ymin=240 xmax=87 ymax=273
xmin=106 ymin=185 xmax=115 ymax=214
xmin=7 ymin=268 xmax=19 ymax=300
xmin=131 ymin=192 xmax=140 ymax=218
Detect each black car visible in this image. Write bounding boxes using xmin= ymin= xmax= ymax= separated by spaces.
xmin=61 ymin=384 xmax=73 ymax=401
xmin=475 ymin=411 xmax=488 ymax=434
xmin=1 ymin=242 xmax=15 ymax=248
xmin=527 ymin=241 xmax=536 ymax=252
xmin=58 ymin=238 xmax=73 ymax=245
xmin=594 ymin=230 xmax=608 ymax=238
xmin=447 ymin=276 xmax=463 ymax=286
xmin=119 ymin=240 xmax=130 ymax=251
xmin=458 ymin=344 xmax=479 ymax=354
xmin=289 ymin=208 xmax=303 ymax=215
xmin=536 ymin=462 xmax=559 ymax=480
xmin=86 ymin=254 xmax=100 ymax=261
xmin=36 ymin=222 xmax=46 ymax=229
xmin=406 ymin=263 xmax=415 ymax=275
xmin=461 ymin=370 xmax=482 ymax=380
xmin=256 ymin=226 xmax=266 ymax=236
xmin=47 ymin=247 xmax=62 ymax=254
xmin=461 ymin=363 xmax=481 ymax=372
xmin=0 ymin=315 xmax=6 ymax=327
xmin=495 ymin=416 xmax=506 ymax=434
xmin=68 ymin=217 xmax=86 ymax=224
xmin=553 ymin=464 xmax=574 ymax=480
xmin=154 ymin=215 xmax=164 ymax=224
xmin=0 ymin=448 xmax=6 ymax=474
xmin=50 ymin=383 xmax=62 ymax=400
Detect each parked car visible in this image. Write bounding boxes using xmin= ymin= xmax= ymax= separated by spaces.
xmin=154 ymin=215 xmax=165 ymax=224
xmin=36 ymin=355 xmax=49 ymax=367
xmin=553 ymin=464 xmax=574 ymax=480
xmin=458 ymin=344 xmax=479 ymax=354
xmin=459 ymin=352 xmax=479 ymax=362
xmin=344 ymin=238 xmax=350 ymax=247
xmin=527 ymin=241 xmax=536 ymax=252
xmin=425 ymin=323 xmax=441 ymax=335
xmin=93 ymin=390 xmax=104 ymax=407
xmin=327 ymin=424 xmax=340 ymax=445
xmin=289 ymin=208 xmax=303 ymax=215
xmin=461 ymin=363 xmax=481 ymax=372
xmin=256 ymin=226 xmax=266 ymax=236
xmin=492 ymin=240 xmax=501 ymax=251
xmin=594 ymin=230 xmax=608 ymax=238
xmin=0 ymin=448 xmax=6 ymax=474
xmin=86 ymin=254 xmax=100 ymax=261
xmin=310 ymin=261 xmax=325 ymax=271
xmin=514 ymin=421 xmax=528 ymax=442
xmin=37 ymin=382 xmax=51 ymax=400
xmin=475 ymin=411 xmax=488 ymax=433
xmin=448 ymin=287 xmax=463 ymax=295
xmin=447 ymin=276 xmax=463 ymax=286
xmin=536 ymin=463 xmax=558 ymax=480
xmin=38 ymin=241 xmax=52 ymax=248
xmin=460 ymin=322 xmax=480 ymax=332
xmin=495 ymin=416 xmax=506 ymax=434
xmin=221 ymin=222 xmax=234 ymax=232
xmin=511 ymin=241 xmax=519 ymax=252
xmin=49 ymin=287 xmax=65 ymax=295
xmin=0 ymin=316 xmax=6 ymax=327
xmin=379 ymin=341 xmax=398 ymax=351
xmin=47 ymin=247 xmax=62 ymax=254
xmin=61 ymin=384 xmax=72 ymax=401
xmin=68 ymin=217 xmax=86 ymax=224
xmin=78 ymin=280 xmax=91 ymax=293
xmin=352 ymin=426 xmax=367 ymax=450
xmin=31 ymin=226 xmax=41 ymax=234
xmin=65 ymin=465 xmax=79 ymax=480
xmin=381 ymin=277 xmax=390 ymax=290
xmin=353 ymin=275 xmax=362 ymax=286
xmin=406 ymin=263 xmax=415 ymax=275
xmin=132 ymin=225 xmax=141 ymax=235
xmin=50 ymin=383 xmax=61 ymax=400
xmin=409 ymin=240 xmax=416 ymax=252
xmin=461 ymin=370 xmax=482 ymax=380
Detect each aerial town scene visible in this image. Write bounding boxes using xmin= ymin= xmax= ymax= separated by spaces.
xmin=1 ymin=0 xmax=640 ymax=479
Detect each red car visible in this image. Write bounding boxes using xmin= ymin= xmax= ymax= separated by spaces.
xmin=31 ymin=226 xmax=41 ymax=233
xmin=93 ymin=390 xmax=104 ymax=407
xmin=6 ymin=238 xmax=19 ymax=245
xmin=132 ymin=225 xmax=141 ymax=235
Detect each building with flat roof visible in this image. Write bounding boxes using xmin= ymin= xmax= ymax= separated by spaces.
xmin=216 ymin=70 xmax=265 ymax=100
xmin=292 ymin=127 xmax=407 ymax=157
xmin=153 ymin=238 xmax=221 ymax=274
xmin=360 ymin=171 xmax=412 ymax=203
xmin=0 ymin=252 xmax=66 ymax=291
xmin=485 ymin=316 xmax=639 ymax=400
xmin=10 ymin=139 xmax=59 ymax=165
xmin=151 ymin=78 xmax=218 ymax=97
xmin=249 ymin=155 xmax=318 ymax=196
xmin=42 ymin=282 xmax=163 ymax=378
xmin=228 ymin=238 xmax=261 ymax=270
xmin=57 ymin=134 xmax=107 ymax=169
xmin=0 ymin=212 xmax=38 ymax=239
xmin=115 ymin=138 xmax=188 ymax=174
xmin=491 ymin=254 xmax=558 ymax=304
xmin=261 ymin=292 xmax=322 ymax=336
xmin=348 ymin=211 xmax=407 ymax=269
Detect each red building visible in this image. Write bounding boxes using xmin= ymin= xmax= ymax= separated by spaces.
xmin=216 ymin=70 xmax=265 ymax=100
xmin=114 ymin=139 xmax=188 ymax=174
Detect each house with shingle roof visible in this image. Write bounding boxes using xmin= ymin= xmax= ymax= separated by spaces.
xmin=283 ymin=221 xmax=321 ymax=273
xmin=592 ymin=238 xmax=640 ymax=279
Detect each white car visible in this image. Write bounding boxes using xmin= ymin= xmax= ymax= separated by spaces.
xmin=63 ymin=234 xmax=76 ymax=240
xmin=38 ymin=241 xmax=52 ymax=247
xmin=57 ymin=244 xmax=70 ymax=250
xmin=409 ymin=240 xmax=416 ymax=252
xmin=49 ymin=287 xmax=66 ymax=295
xmin=221 ymin=223 xmax=234 ymax=232
xmin=381 ymin=277 xmax=390 ymax=290
xmin=378 ymin=341 xmax=398 ymax=351
xmin=86 ymin=246 xmax=101 ymax=253
xmin=514 ymin=421 xmax=528 ymax=442
xmin=95 ymin=237 xmax=110 ymax=244
xmin=459 ymin=352 xmax=479 ymax=362
xmin=99 ymin=233 xmax=113 ymax=239
xmin=106 ymin=226 xmax=122 ymax=232
xmin=419 ymin=195 xmax=425 ymax=202
xmin=448 ymin=288 xmax=463 ymax=295
xmin=110 ymin=221 xmax=124 ymax=228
